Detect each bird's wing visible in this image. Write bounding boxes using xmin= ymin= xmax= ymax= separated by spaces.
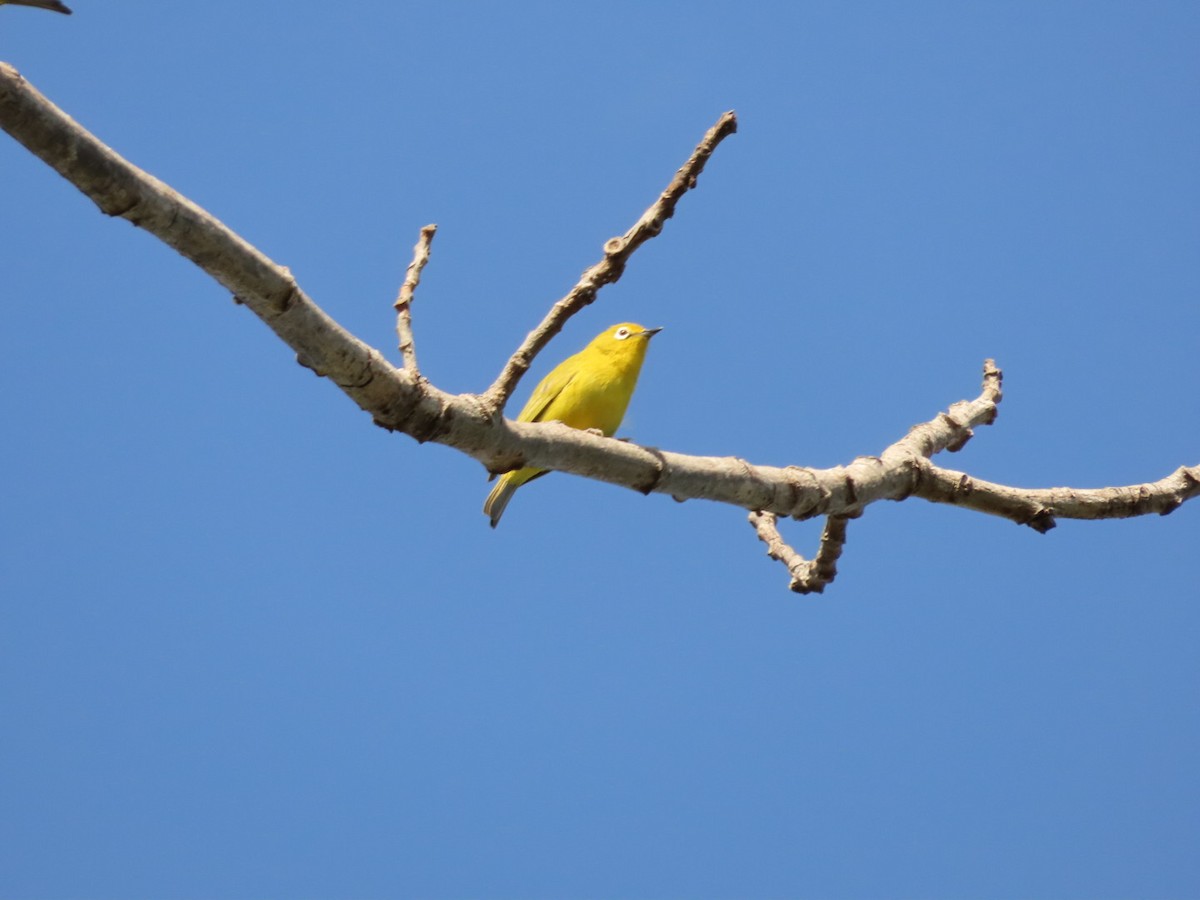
xmin=516 ymin=357 xmax=578 ymax=423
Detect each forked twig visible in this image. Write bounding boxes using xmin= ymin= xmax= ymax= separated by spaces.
xmin=748 ymin=359 xmax=1002 ymax=593
xmin=749 ymin=512 xmax=851 ymax=594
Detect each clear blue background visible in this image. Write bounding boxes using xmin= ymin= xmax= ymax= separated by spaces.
xmin=3 ymin=2 xmax=1198 ymax=897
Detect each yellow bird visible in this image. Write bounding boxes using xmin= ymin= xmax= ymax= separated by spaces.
xmin=485 ymin=322 xmax=662 ymax=527
xmin=0 ymin=0 xmax=72 ymax=12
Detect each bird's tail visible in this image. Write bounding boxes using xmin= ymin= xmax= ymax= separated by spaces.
xmin=5 ymin=0 xmax=73 ymax=13
xmin=483 ymin=477 xmax=518 ymax=528
xmin=483 ymin=467 xmax=546 ymax=528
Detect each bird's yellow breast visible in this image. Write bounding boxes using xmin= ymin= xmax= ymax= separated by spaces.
xmin=537 ymin=352 xmax=641 ymax=436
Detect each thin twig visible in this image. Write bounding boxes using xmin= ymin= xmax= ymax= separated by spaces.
xmin=393 ymin=224 xmax=437 ymax=372
xmin=891 ymin=359 xmax=1003 ymax=460
xmin=749 ymin=512 xmax=852 ymax=594
xmin=480 ymin=110 xmax=738 ymax=415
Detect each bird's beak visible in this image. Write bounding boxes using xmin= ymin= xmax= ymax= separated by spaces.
xmin=642 ymin=326 xmax=663 ymax=338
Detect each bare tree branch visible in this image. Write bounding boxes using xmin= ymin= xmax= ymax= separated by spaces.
xmin=393 ymin=224 xmax=437 ymax=372
xmin=480 ymin=110 xmax=738 ymax=416
xmin=0 ymin=61 xmax=405 ymax=426
xmin=913 ymin=462 xmax=1200 ymax=532
xmin=3 ymin=61 xmax=1194 ymax=593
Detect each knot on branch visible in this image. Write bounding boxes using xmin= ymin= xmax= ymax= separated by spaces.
xmin=889 ymin=455 xmax=923 ymax=501
xmin=945 ymin=427 xmax=974 ymax=452
xmin=1027 ymin=507 xmax=1057 ymax=533
xmin=101 ymin=193 xmax=140 ymax=219
xmin=782 ymin=466 xmax=826 ymax=520
xmin=982 ymin=358 xmax=1003 ymax=396
xmin=369 ymin=370 xmax=452 ymax=444
xmin=636 ymin=447 xmax=669 ymax=495
xmin=275 ymin=281 xmax=302 ymax=316
xmin=485 ymin=452 xmax=528 ymax=479
xmin=842 ymin=472 xmax=858 ymax=506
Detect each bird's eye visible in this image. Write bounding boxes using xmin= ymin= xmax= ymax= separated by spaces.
xmin=613 ymin=327 xmax=631 ymax=340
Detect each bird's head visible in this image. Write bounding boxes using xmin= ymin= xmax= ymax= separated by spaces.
xmin=587 ymin=322 xmax=663 ymax=359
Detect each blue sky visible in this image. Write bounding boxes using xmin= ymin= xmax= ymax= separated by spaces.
xmin=2 ymin=2 xmax=1198 ymax=897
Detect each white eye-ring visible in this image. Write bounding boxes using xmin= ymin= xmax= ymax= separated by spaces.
xmin=613 ymin=327 xmax=632 ymax=340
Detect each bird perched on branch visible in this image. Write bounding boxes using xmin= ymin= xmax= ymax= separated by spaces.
xmin=0 ymin=0 xmax=72 ymax=12
xmin=485 ymin=322 xmax=662 ymax=527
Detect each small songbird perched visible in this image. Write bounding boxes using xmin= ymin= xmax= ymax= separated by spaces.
xmin=0 ymin=0 xmax=72 ymax=12
xmin=484 ymin=322 xmax=662 ymax=527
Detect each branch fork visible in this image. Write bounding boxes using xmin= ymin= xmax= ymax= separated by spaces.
xmin=479 ymin=110 xmax=738 ymax=417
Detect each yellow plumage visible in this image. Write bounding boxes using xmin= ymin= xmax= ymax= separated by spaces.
xmin=0 ymin=0 xmax=72 ymax=13
xmin=484 ymin=322 xmax=662 ymax=527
